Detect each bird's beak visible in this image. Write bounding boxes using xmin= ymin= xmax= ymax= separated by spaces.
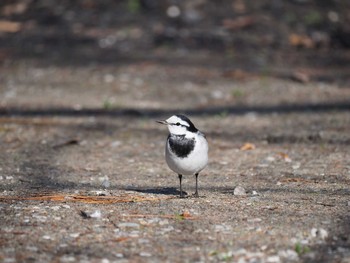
xmin=156 ymin=120 xmax=168 ymax=125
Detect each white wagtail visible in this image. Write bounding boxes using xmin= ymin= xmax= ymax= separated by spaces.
xmin=157 ymin=114 xmax=208 ymax=197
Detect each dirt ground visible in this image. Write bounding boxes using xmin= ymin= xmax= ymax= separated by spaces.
xmin=1 ymin=1 xmax=350 ymax=263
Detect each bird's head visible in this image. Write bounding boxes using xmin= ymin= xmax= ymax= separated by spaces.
xmin=157 ymin=114 xmax=198 ymax=135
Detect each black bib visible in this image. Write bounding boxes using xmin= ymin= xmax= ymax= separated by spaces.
xmin=168 ymin=134 xmax=195 ymax=158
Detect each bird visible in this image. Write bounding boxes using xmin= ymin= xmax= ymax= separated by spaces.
xmin=157 ymin=114 xmax=208 ymax=198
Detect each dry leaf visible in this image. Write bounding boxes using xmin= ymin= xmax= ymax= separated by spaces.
xmin=0 ymin=20 xmax=21 ymax=33
xmin=289 ymin=33 xmax=314 ymax=48
xmin=223 ymin=16 xmax=255 ymax=31
xmin=181 ymin=211 xmax=192 ymax=218
xmin=2 ymin=2 xmax=29 ymax=16
xmin=280 ymin=178 xmax=312 ymax=183
xmin=291 ymin=71 xmax=310 ymax=83
xmin=232 ymin=0 xmax=246 ymax=13
xmin=277 ymin=152 xmax=292 ymax=162
xmin=240 ymin=143 xmax=256 ymax=151
xmin=222 ymin=69 xmax=252 ymax=80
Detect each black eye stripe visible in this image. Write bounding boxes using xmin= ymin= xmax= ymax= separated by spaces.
xmin=172 ymin=123 xmax=186 ymax=127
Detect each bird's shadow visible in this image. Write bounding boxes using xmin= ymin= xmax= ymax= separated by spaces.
xmin=127 ymin=187 xmax=187 ymax=196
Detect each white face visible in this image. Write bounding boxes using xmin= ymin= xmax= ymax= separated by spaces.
xmin=165 ymin=115 xmax=190 ymax=135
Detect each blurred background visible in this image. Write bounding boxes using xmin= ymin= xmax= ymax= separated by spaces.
xmin=1 ymin=0 xmax=349 ymax=74
xmin=0 ymin=0 xmax=350 ymax=113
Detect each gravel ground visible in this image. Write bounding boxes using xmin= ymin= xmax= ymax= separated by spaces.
xmin=0 ymin=58 xmax=350 ymax=263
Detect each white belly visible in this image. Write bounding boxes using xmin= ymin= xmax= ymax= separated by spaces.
xmin=165 ymin=134 xmax=208 ymax=175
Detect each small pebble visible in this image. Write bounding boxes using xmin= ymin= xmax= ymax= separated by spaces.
xmin=110 ymin=141 xmax=122 ymax=147
xmin=26 ymin=246 xmax=38 ymax=252
xmin=93 ymin=190 xmax=109 ymax=196
xmin=60 ymin=256 xmax=75 ymax=262
xmin=50 ymin=206 xmax=60 ymax=211
xmin=104 ymin=74 xmax=114 ymax=83
xmin=234 ymin=186 xmax=246 ymax=196
xmin=311 ymin=228 xmax=328 ymax=240
xmin=278 ymin=249 xmax=299 ymax=261
xmin=161 ymin=226 xmax=175 ymax=233
xmin=101 ymin=179 xmax=110 ymax=188
xmin=248 ymin=218 xmax=262 ymax=223
xmin=80 ymin=210 xmax=102 ymax=219
xmin=292 ymin=163 xmax=301 ymax=170
xmin=266 ymin=156 xmax=275 ymax=162
xmin=90 ymin=210 xmax=102 ymax=218
xmin=260 ymin=245 xmax=268 ymax=251
xmin=267 ymin=255 xmax=280 ymax=263
xmin=140 ymin=252 xmax=152 ymax=257
xmin=138 ymin=239 xmax=150 ymax=244
xmin=159 ymin=219 xmax=169 ymax=226
xmin=69 ymin=233 xmax=80 ymax=238
xmin=218 ymin=251 xmax=233 ymax=260
xmin=118 ymin=222 xmax=140 ymax=229
xmin=129 ymin=231 xmax=140 ymax=237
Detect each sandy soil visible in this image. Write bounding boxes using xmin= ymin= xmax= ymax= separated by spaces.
xmin=0 ymin=58 xmax=350 ymax=263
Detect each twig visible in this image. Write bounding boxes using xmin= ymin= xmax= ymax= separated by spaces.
xmin=122 ymin=213 xmax=197 ymax=220
xmin=316 ymin=202 xmax=336 ymax=207
xmin=0 ymin=194 xmax=173 ymax=204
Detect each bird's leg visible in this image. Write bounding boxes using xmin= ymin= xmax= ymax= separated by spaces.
xmin=194 ymin=173 xmax=199 ymax=197
xmin=178 ymin=174 xmax=184 ymax=198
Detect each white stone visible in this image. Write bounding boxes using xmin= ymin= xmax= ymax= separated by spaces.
xmin=60 ymin=256 xmax=75 ymax=262
xmin=266 ymin=156 xmax=275 ymax=162
xmin=234 ymin=186 xmax=247 ymax=196
xmin=311 ymin=228 xmax=328 ymax=240
xmin=267 ymin=255 xmax=280 ymax=263
xmin=90 ymin=210 xmax=102 ymax=218
xmin=248 ymin=218 xmax=262 ymax=223
xmin=69 ymin=233 xmax=80 ymax=238
xmin=140 ymin=252 xmax=152 ymax=257
xmin=110 ymin=141 xmax=122 ymax=147
xmin=278 ymin=249 xmax=299 ymax=261
xmin=50 ymin=206 xmax=60 ymax=211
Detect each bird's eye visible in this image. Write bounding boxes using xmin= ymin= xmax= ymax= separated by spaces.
xmin=176 ymin=122 xmax=180 ymax=126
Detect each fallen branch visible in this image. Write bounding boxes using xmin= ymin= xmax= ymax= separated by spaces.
xmin=0 ymin=194 xmax=173 ymax=204
xmin=316 ymin=202 xmax=336 ymax=207
xmin=122 ymin=212 xmax=197 ymax=220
